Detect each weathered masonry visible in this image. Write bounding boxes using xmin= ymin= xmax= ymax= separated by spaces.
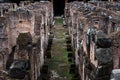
xmin=0 ymin=1 xmax=53 ymax=80
xmin=1 ymin=0 xmax=116 ymax=16
xmin=46 ymin=0 xmax=120 ymax=15
xmin=65 ymin=1 xmax=120 ymax=80
xmin=0 ymin=0 xmax=120 ymax=80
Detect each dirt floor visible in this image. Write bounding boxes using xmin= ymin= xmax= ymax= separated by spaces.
xmin=44 ymin=18 xmax=80 ymax=80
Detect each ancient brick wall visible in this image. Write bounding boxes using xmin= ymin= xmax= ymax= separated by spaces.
xmin=5 ymin=8 xmax=35 ymax=53
xmin=0 ymin=3 xmax=17 ymax=16
xmin=0 ymin=17 xmax=8 ymax=71
xmin=0 ymin=1 xmax=53 ymax=80
xmin=110 ymin=31 xmax=120 ymax=69
xmin=65 ymin=1 xmax=120 ymax=80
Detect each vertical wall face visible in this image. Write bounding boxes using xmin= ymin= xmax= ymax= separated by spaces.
xmin=6 ymin=8 xmax=34 ymax=52
xmin=111 ymin=31 xmax=120 ymax=69
xmin=0 ymin=17 xmax=8 ymax=48
xmin=0 ymin=3 xmax=17 ymax=17
xmin=0 ymin=2 xmax=53 ymax=80
xmin=65 ymin=1 xmax=118 ymax=80
xmin=0 ymin=17 xmax=8 ymax=70
xmin=34 ymin=11 xmax=42 ymax=36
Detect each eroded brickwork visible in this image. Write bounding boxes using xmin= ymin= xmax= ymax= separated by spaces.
xmin=65 ymin=1 xmax=120 ymax=80
xmin=0 ymin=1 xmax=53 ymax=80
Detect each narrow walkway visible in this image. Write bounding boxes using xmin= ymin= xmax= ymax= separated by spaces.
xmin=44 ymin=18 xmax=80 ymax=80
xmin=46 ymin=18 xmax=72 ymax=80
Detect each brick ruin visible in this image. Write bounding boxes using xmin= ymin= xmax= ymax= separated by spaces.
xmin=65 ymin=1 xmax=120 ymax=80
xmin=0 ymin=0 xmax=120 ymax=80
xmin=0 ymin=1 xmax=53 ymax=80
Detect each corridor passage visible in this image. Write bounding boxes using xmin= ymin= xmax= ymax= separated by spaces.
xmin=42 ymin=18 xmax=80 ymax=80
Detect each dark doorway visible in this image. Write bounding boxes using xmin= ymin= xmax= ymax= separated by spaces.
xmin=53 ymin=0 xmax=65 ymax=16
